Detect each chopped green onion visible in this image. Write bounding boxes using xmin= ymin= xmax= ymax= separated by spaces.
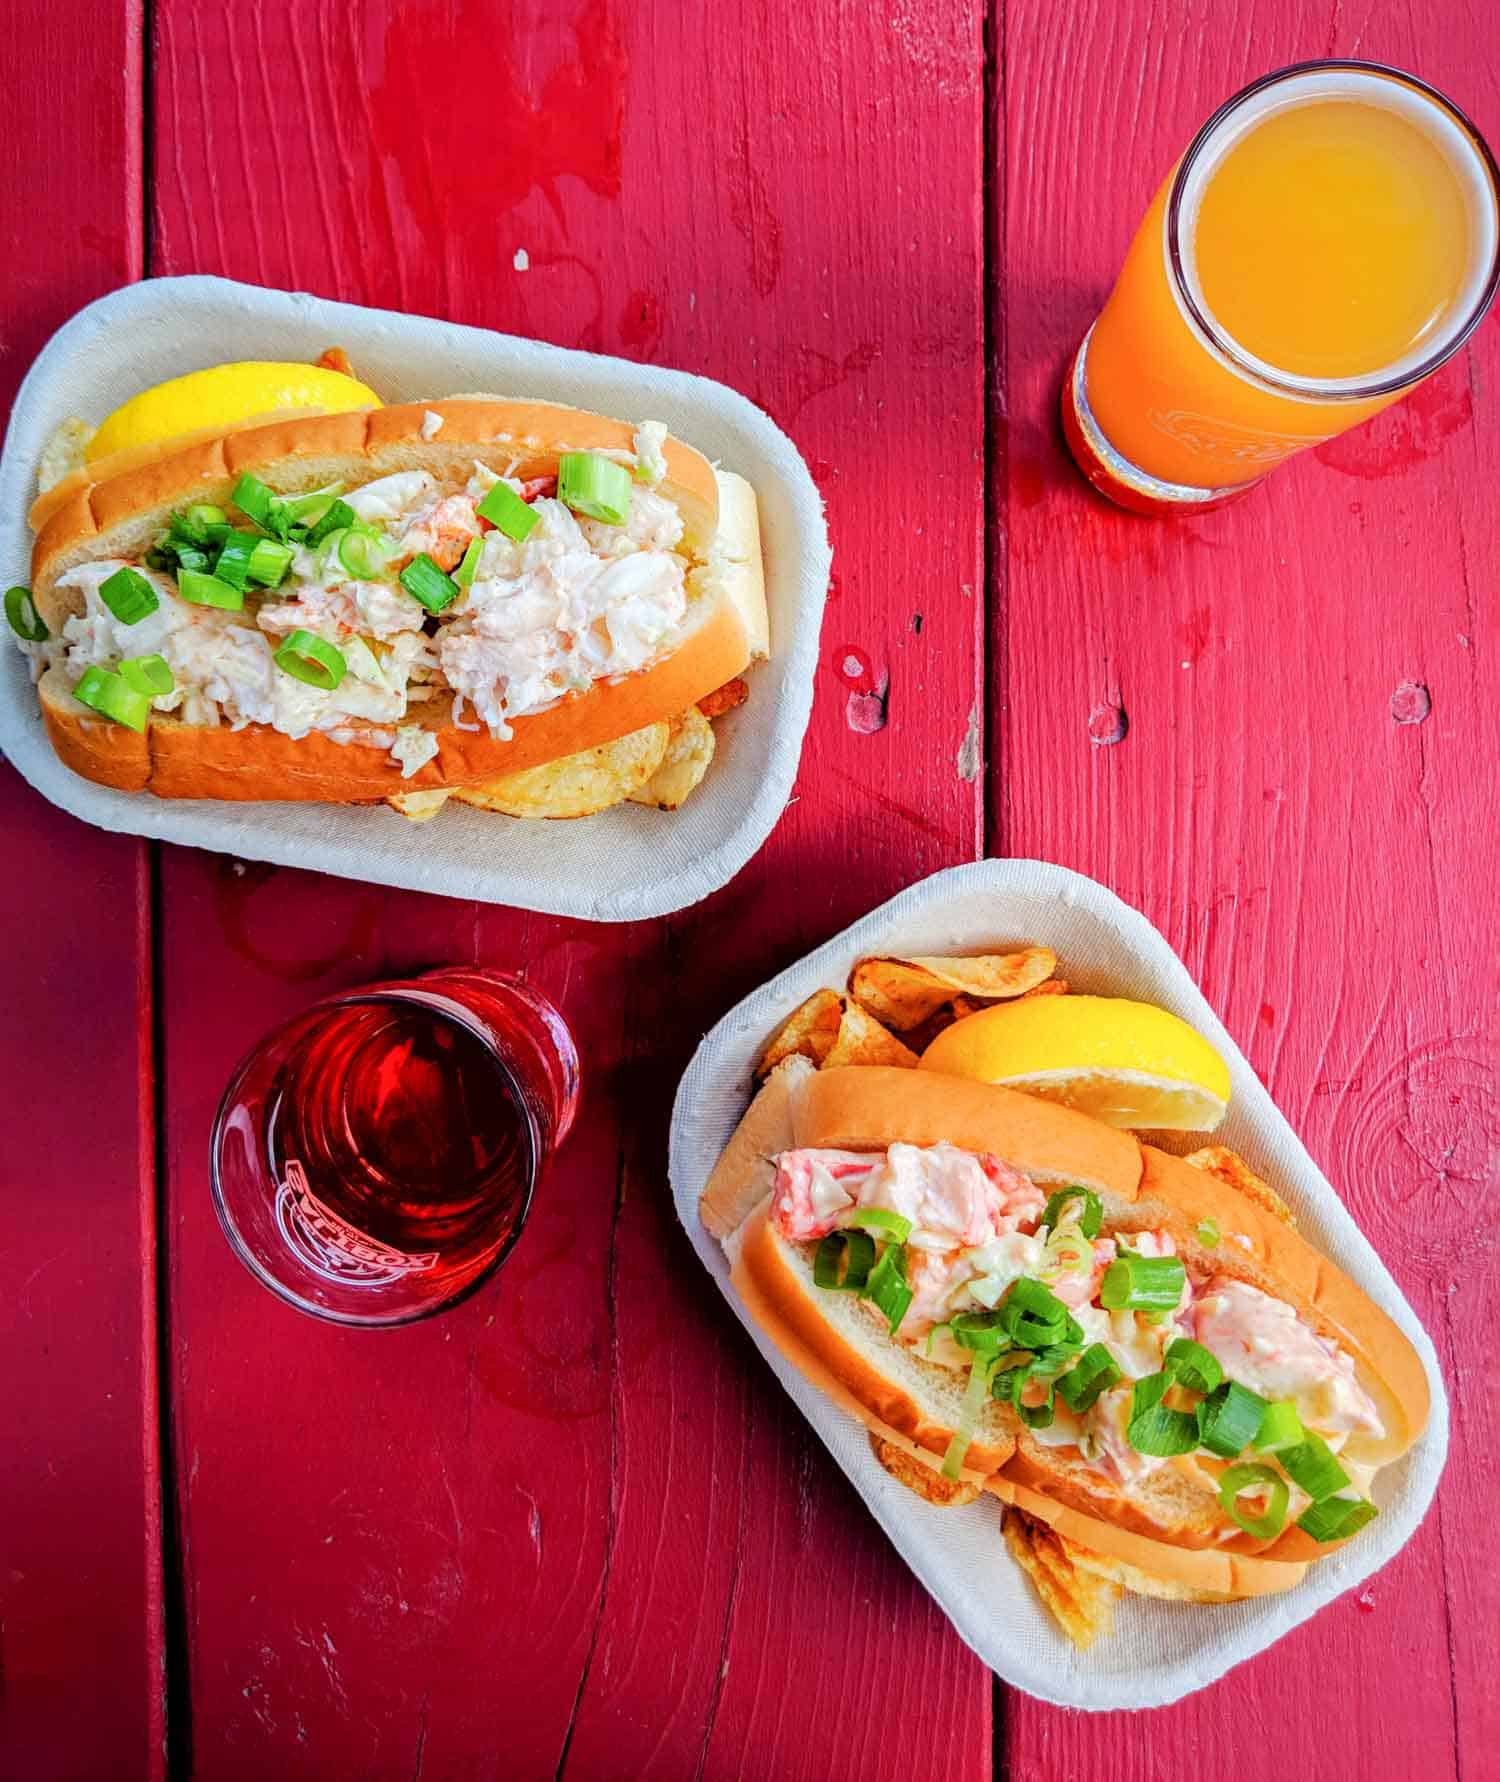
xmin=949 ymin=1309 xmax=1010 ymax=1355
xmin=248 ymin=538 xmax=294 ymax=587
xmin=304 ymin=498 xmax=357 ymax=547
xmin=557 ymin=451 xmax=632 ymax=524
xmin=175 ymin=545 xmax=211 ymax=575
xmin=1005 ymin=1364 xmax=1057 ymax=1430
xmin=73 ymin=665 xmax=151 ymax=732
xmin=281 ymin=482 xmax=347 ymax=523
xmin=1040 ymin=1187 xmax=1103 ymax=1239
xmin=1255 ymin=1400 xmax=1305 ymax=1453
xmin=399 ymin=552 xmax=461 ymax=615
xmin=1041 ymin=1224 xmax=1094 ymax=1280
xmin=1056 ymin=1343 xmax=1122 ymax=1413
xmin=231 ymin=472 xmax=291 ymax=539
xmin=1126 ymin=1371 xmax=1200 ymax=1456
xmin=998 ymin=1277 xmax=1071 ymax=1348
xmin=836 ymin=1206 xmax=913 ymax=1243
xmin=118 ymin=654 xmax=174 ymax=697
xmin=1196 ymin=1380 xmax=1268 ymax=1458
xmin=1028 ymin=1324 xmax=1086 ymax=1372
xmin=453 ymin=537 xmax=484 ymax=589
xmin=941 ymin=1353 xmax=997 ymax=1480
xmin=1278 ymin=1434 xmax=1350 ymax=1502
xmin=5 ymin=585 xmax=48 ymax=641
xmin=1164 ymin=1338 xmax=1223 ymax=1396
xmin=1196 ymin=1218 xmax=1221 ymax=1248
xmin=812 ymin=1229 xmax=875 ymax=1293
xmin=1218 ymin=1462 xmax=1290 ymax=1539
xmin=477 ymin=479 xmax=542 ymax=541
xmin=1099 ymin=1253 xmax=1186 ymax=1312
xmin=98 ymin=566 xmax=160 ymax=625
xmin=273 ymin=628 xmax=346 ymax=691
xmin=337 ymin=524 xmax=391 ymax=580
xmin=1295 ymin=1496 xmax=1379 ymax=1543
xmin=168 ymin=503 xmax=227 ymax=547
xmin=176 ymin=567 xmax=244 ymax=611
xmin=210 ymin=530 xmax=263 ymax=590
xmin=866 ymin=1242 xmax=912 ymax=1336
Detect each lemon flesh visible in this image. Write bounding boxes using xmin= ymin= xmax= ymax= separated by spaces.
xmin=919 ymin=994 xmax=1231 ymax=1131
xmin=88 ymin=362 xmax=383 ymax=460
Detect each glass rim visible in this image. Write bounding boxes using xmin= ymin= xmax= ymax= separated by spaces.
xmin=1165 ymin=58 xmax=1500 ymax=402
xmin=208 ymin=980 xmax=542 ymax=1329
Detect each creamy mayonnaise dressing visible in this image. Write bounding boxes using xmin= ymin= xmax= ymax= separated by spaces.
xmin=38 ymin=442 xmax=693 ymax=775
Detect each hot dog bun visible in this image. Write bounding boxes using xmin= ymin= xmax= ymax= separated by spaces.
xmin=728 ymin=1204 xmax=1018 ymax=1474
xmin=28 ymin=399 xmax=768 ymax=803
xmin=706 ymin=1064 xmax=1429 ymax=1566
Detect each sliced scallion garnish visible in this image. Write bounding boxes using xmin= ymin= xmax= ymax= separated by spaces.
xmin=1099 ymin=1253 xmax=1185 ymax=1312
xmin=73 ymin=664 xmax=151 ymax=732
xmin=557 ymin=452 xmax=632 ymax=524
xmin=273 ymin=629 xmax=346 ymax=691
xmin=1040 ymin=1186 xmax=1102 ymax=1238
xmin=1278 ymin=1433 xmax=1350 ymax=1502
xmin=118 ymin=654 xmax=174 ymax=697
xmin=812 ymin=1229 xmax=875 ymax=1293
xmin=5 ymin=584 xmax=48 ymax=641
xmin=99 ymin=566 xmax=160 ymax=625
xmin=177 ymin=567 xmax=244 ymax=611
xmin=1295 ymin=1496 xmax=1378 ymax=1542
xmin=399 ymin=552 xmax=461 ymax=615
xmin=477 ymin=478 xmax=542 ymax=541
xmin=1195 ymin=1380 xmax=1267 ymax=1458
xmin=1218 ymin=1462 xmax=1290 ymax=1539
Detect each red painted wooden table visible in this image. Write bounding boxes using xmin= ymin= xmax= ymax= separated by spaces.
xmin=3 ymin=3 xmax=1495 ymax=1777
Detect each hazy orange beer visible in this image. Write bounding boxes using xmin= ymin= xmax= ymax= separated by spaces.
xmin=1063 ymin=62 xmax=1500 ymax=512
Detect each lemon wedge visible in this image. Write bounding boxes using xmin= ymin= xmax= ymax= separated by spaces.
xmin=88 ymin=361 xmax=382 ymax=460
xmin=919 ymin=994 xmax=1231 ymax=1130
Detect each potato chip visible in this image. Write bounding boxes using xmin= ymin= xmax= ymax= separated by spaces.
xmin=1184 ymin=1145 xmax=1296 ymax=1226
xmin=697 ymin=676 xmax=749 ymax=720
xmin=1020 ymin=978 xmax=1069 ymax=1000
xmin=629 ymin=706 xmax=715 ymax=810
xmin=1003 ymin=1509 xmax=1120 ymax=1648
xmin=849 ymin=948 xmax=1055 ymax=1032
xmin=848 ymin=959 xmax=962 ymax=1031
xmin=823 ymin=999 xmax=919 ymax=1071
xmin=870 ymin=1434 xmax=981 ymax=1506
xmin=386 ymin=788 xmax=451 ymax=823
xmin=901 ymin=946 xmax=1058 ymax=999
xmin=757 ymin=989 xmax=845 ymax=1076
xmin=454 ymin=723 xmax=669 ymax=819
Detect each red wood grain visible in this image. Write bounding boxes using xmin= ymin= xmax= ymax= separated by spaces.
xmin=0 ymin=5 xmax=165 ymax=1779
xmin=999 ymin=5 xmax=1497 ymax=1776
xmin=147 ymin=0 xmax=989 ymax=1775
xmin=7 ymin=0 xmax=1497 ymax=1773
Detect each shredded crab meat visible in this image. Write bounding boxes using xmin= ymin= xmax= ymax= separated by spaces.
xmin=37 ymin=458 xmax=702 ymax=771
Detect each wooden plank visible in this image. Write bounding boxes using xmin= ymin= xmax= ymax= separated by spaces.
xmin=150 ymin=0 xmax=990 ymax=1775
xmin=0 ymin=3 xmax=164 ymax=1777
xmin=1000 ymin=2 xmax=1493 ymax=1769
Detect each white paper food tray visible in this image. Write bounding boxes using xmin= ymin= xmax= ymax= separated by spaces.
xmin=669 ymin=860 xmax=1448 ymax=1709
xmin=0 ymin=277 xmax=829 ymax=919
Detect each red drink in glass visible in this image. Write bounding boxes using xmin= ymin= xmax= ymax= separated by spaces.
xmin=211 ymin=968 xmax=579 ymax=1325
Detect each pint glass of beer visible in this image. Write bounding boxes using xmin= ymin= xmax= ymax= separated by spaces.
xmin=1063 ymin=62 xmax=1500 ymax=513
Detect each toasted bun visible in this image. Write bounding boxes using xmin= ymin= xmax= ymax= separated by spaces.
xmin=793 ymin=1067 xmax=1143 ymax=1200
xmin=30 ymin=400 xmax=767 ymax=802
xmin=986 ymin=1473 xmax=1308 ymax=1599
xmin=728 ymin=1204 xmax=1018 ymax=1474
xmin=708 ymin=1064 xmax=1430 ymax=1567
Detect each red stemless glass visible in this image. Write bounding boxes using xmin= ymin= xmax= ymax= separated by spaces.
xmin=210 ymin=968 xmax=580 ymax=1326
